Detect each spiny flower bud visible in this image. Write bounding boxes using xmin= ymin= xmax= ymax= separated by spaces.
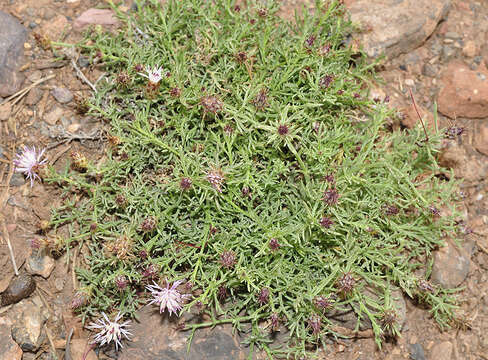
xmin=313 ymin=295 xmax=332 ymax=311
xmin=337 ymin=272 xmax=356 ymax=296
xmin=217 ymin=285 xmax=228 ymax=302
xmin=269 ymin=238 xmax=280 ymax=251
xmin=319 ymin=216 xmax=333 ymax=229
xmin=277 ymin=124 xmax=289 ymax=136
xmin=115 ymin=194 xmax=127 ymax=208
xmin=200 ymin=95 xmax=223 ymax=114
xmin=71 ymin=290 xmax=89 ymax=309
xmin=142 ymin=264 xmax=158 ymax=279
xmin=257 ymin=287 xmax=270 ymax=305
xmin=115 ymin=275 xmax=128 ymax=290
xmin=257 ymin=8 xmax=267 ymax=17
xmin=270 ymin=312 xmax=280 ymax=332
xmin=384 ymin=204 xmax=399 ymax=216
xmin=305 ymin=35 xmax=316 ymax=48
xmin=140 ymin=216 xmax=157 ymax=232
xmin=318 ymin=43 xmax=331 ymax=56
xmin=38 ymin=219 xmax=51 ymax=233
xmin=319 ymin=75 xmax=334 ymax=89
xmin=418 ymin=279 xmax=434 ymax=293
xmin=220 ymin=250 xmax=237 ymax=269
xmin=180 ymin=177 xmax=192 ymax=190
xmin=116 ymin=71 xmax=130 ymax=87
xmin=70 ymin=151 xmax=88 ymax=171
xmin=307 ymin=315 xmax=322 ymax=336
xmin=206 ymin=168 xmax=225 ymax=192
xmin=89 ymin=223 xmax=98 ymax=232
xmin=104 ymin=236 xmax=133 ymax=260
xmin=235 ymin=51 xmax=247 ymax=64
xmin=107 ymin=134 xmax=121 ymax=148
xmin=253 ymin=88 xmax=269 ymax=110
xmin=322 ymin=188 xmax=339 ymax=205
xmin=169 ymin=87 xmax=181 ymax=97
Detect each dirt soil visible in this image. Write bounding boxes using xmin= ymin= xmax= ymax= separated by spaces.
xmin=0 ymin=0 xmax=487 ymax=359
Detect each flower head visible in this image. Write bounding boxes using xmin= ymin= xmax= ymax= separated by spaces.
xmin=307 ymin=315 xmax=322 ymax=336
xmin=220 ymin=250 xmax=237 ymax=269
xmin=206 ymin=168 xmax=225 ymax=192
xmin=319 ymin=216 xmax=333 ymax=229
xmin=86 ymin=312 xmax=132 ymax=351
xmin=322 ymin=188 xmax=339 ymax=205
xmin=139 ymin=65 xmax=163 ymax=84
xmin=13 ymin=146 xmax=47 ymax=187
xmin=277 ymin=124 xmax=289 ymax=136
xmin=146 ymin=280 xmax=191 ymax=316
xmin=269 ymin=238 xmax=280 ymax=252
xmin=257 ymin=287 xmax=270 ymax=305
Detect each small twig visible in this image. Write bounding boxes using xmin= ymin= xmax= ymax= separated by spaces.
xmin=0 ymin=75 xmax=55 ymax=106
xmin=49 ymin=144 xmax=72 ymax=166
xmin=71 ymin=59 xmax=97 ymax=93
xmin=409 ymin=88 xmax=429 ymax=142
xmin=72 ymin=246 xmax=78 ymax=290
xmin=1 ymin=219 xmax=18 ymax=275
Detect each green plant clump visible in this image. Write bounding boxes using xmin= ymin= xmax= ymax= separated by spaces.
xmin=48 ymin=0 xmax=462 ymax=357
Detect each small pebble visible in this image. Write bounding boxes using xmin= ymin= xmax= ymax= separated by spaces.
xmin=77 ymin=56 xmax=90 ymax=68
xmin=29 ymin=22 xmax=38 ymax=29
xmin=1 ymin=274 xmax=36 ymax=306
xmin=409 ymin=343 xmax=426 ymax=360
xmin=9 ymin=173 xmax=26 ymax=187
xmin=51 ymin=87 xmax=73 ymax=104
xmin=24 ymin=42 xmax=32 ymax=50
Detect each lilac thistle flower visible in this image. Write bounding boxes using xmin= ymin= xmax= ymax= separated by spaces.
xmin=13 ymin=146 xmax=47 ymax=187
xmin=139 ymin=65 xmax=163 ymax=85
xmin=146 ymin=280 xmax=191 ymax=316
xmin=86 ymin=312 xmax=132 ymax=351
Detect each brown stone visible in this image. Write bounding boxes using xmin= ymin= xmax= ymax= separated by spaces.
xmin=44 ymin=106 xmax=64 ymax=125
xmin=40 ymin=15 xmax=69 ymax=41
xmin=0 ymin=102 xmax=12 ymax=121
xmin=1 ymin=273 xmax=36 ymax=306
xmin=430 ymin=341 xmax=453 ymax=360
xmin=0 ymin=318 xmax=22 ymax=360
xmin=347 ymin=0 xmax=451 ymax=58
xmin=462 ymin=40 xmax=477 ymax=58
xmin=69 ymin=339 xmax=97 ymax=360
xmin=438 ymin=61 xmax=488 ymax=118
xmin=25 ymin=87 xmax=43 ymax=106
xmin=474 ymin=122 xmax=488 ymax=156
xmin=73 ymin=9 xmax=120 ymax=31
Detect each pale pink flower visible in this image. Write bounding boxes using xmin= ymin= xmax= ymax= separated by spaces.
xmin=13 ymin=146 xmax=47 ymax=187
xmin=86 ymin=312 xmax=132 ymax=351
xmin=146 ymin=280 xmax=191 ymax=316
xmin=139 ymin=65 xmax=163 ymax=84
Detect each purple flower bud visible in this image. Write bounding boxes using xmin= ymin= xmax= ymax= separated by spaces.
xmin=322 ymin=188 xmax=339 ymax=205
xmin=269 ymin=238 xmax=280 ymax=251
xmin=319 ymin=216 xmax=333 ymax=229
xmin=270 ymin=312 xmax=280 ymax=331
xmin=140 ymin=216 xmax=157 ymax=232
xmin=257 ymin=287 xmax=270 ymax=305
xmin=220 ymin=250 xmax=237 ymax=269
xmin=307 ymin=315 xmax=322 ymax=336
xmin=319 ymin=75 xmax=334 ymax=89
xmin=277 ymin=124 xmax=289 ymax=136
xmin=337 ymin=272 xmax=356 ymax=296
xmin=115 ymin=275 xmax=128 ymax=290
xmin=180 ymin=177 xmax=192 ymax=190
xmin=313 ymin=295 xmax=332 ymax=311
xmin=418 ymin=279 xmax=434 ymax=293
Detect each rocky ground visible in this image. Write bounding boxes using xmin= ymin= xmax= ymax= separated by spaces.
xmin=0 ymin=0 xmax=487 ymax=359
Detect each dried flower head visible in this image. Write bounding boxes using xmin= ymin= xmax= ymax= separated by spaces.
xmin=115 ymin=194 xmax=127 ymax=207
xmin=139 ymin=65 xmax=163 ymax=85
xmin=107 ymin=135 xmax=121 ymax=148
xmin=313 ymin=295 xmax=332 ymax=311
xmin=206 ymin=168 xmax=225 ymax=192
xmin=180 ymin=177 xmax=192 ymax=190
xmin=269 ymin=238 xmax=280 ymax=251
xmin=70 ymin=151 xmax=88 ymax=171
xmin=13 ymin=146 xmax=47 ymax=187
xmin=319 ymin=75 xmax=334 ymax=89
xmin=318 ymin=43 xmax=331 ymax=56
xmin=253 ymin=88 xmax=269 ymax=110
xmin=257 ymin=287 xmax=270 ymax=305
xmin=234 ymin=5 xmax=241 ymax=12
xmin=140 ymin=216 xmax=157 ymax=232
xmin=217 ymin=285 xmax=228 ymax=302
xmin=133 ymin=64 xmax=144 ymax=72
xmin=200 ymin=95 xmax=223 ymax=114
xmin=90 ymin=223 xmax=98 ymax=232
xmin=322 ymin=188 xmax=339 ymax=205
xmin=116 ymin=71 xmax=130 ymax=87
xmin=444 ymin=126 xmax=465 ymax=139
xmin=142 ymin=264 xmax=158 ymax=279
xmin=71 ymin=290 xmax=88 ymax=309
xmin=146 ymin=280 xmax=191 ymax=316
xmin=223 ymin=124 xmax=234 ymax=135
xmin=307 ymin=315 xmax=322 ymax=336
xmin=115 ymin=275 xmax=128 ymax=290
xmin=353 ymin=92 xmax=361 ymax=99
xmin=381 ymin=309 xmax=398 ymax=337
xmin=235 ymin=51 xmax=247 ymax=64
xmin=337 ymin=272 xmax=356 ymax=296
xmin=418 ymin=279 xmax=434 ymax=293
xmin=220 ymin=250 xmax=237 ymax=269
xmin=241 ymin=186 xmax=251 ymax=199
xmin=323 ymin=173 xmax=335 ymax=184
xmin=319 ymin=216 xmax=333 ymax=229
xmin=257 ymin=8 xmax=267 ymax=17
xmin=86 ymin=312 xmax=132 ymax=351
xmin=169 ymin=87 xmax=181 ymax=97
xmin=277 ymin=124 xmax=289 ymax=136
xmin=104 ymin=236 xmax=133 ymax=260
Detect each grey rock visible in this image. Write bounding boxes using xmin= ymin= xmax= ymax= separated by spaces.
xmin=0 ymin=318 xmax=22 ymax=360
xmin=441 ymin=46 xmax=456 ymax=62
xmin=9 ymin=297 xmax=49 ymax=352
xmin=9 ymin=173 xmax=25 ymax=187
xmin=0 ymin=145 xmax=4 ymax=159
xmin=1 ymin=273 xmax=36 ymax=306
xmin=430 ymin=341 xmax=453 ymax=359
xmin=431 ymin=239 xmax=470 ymax=288
xmin=28 ymin=22 xmax=38 ymax=29
xmin=445 ymin=31 xmax=460 ymax=39
xmin=347 ymin=0 xmax=451 ymax=58
xmin=0 ymin=11 xmax=27 ymax=97
xmin=422 ymin=63 xmax=438 ymax=77
xmin=51 ymin=87 xmax=73 ymax=104
xmin=409 ymin=343 xmax=426 ymax=360
xmin=77 ymin=56 xmax=90 ymax=68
